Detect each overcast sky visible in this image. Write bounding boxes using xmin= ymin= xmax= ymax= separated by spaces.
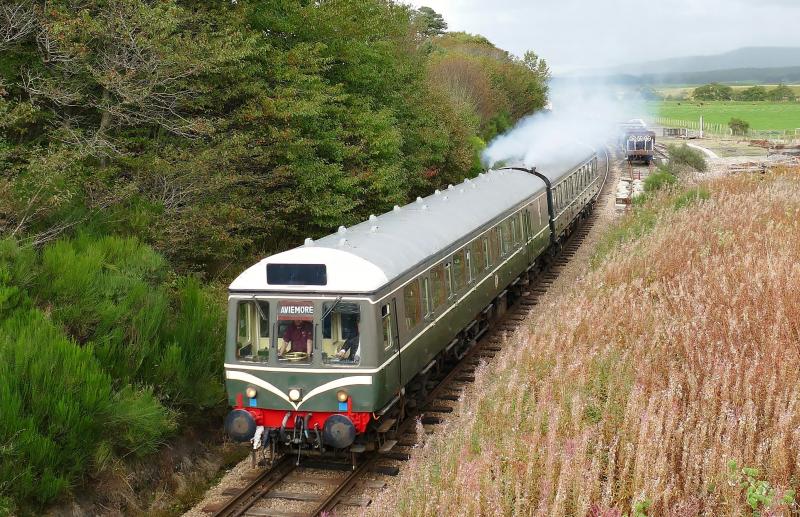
xmin=405 ymin=0 xmax=800 ymax=73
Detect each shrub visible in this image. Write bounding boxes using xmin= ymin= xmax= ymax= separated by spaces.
xmin=0 ymin=257 xmax=174 ymax=509
xmin=28 ymin=234 xmax=225 ymax=410
xmin=729 ymin=117 xmax=750 ymax=136
xmin=667 ymin=143 xmax=707 ymax=172
xmin=643 ymin=169 xmax=677 ymax=192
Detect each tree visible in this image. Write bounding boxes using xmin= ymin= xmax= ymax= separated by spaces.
xmin=413 ymin=6 xmax=447 ymax=37
xmin=767 ymin=83 xmax=796 ymax=102
xmin=523 ymin=50 xmax=550 ymax=80
xmin=693 ymin=83 xmax=734 ymax=101
xmin=736 ymin=85 xmax=767 ymax=101
xmin=729 ymin=117 xmax=750 ymax=135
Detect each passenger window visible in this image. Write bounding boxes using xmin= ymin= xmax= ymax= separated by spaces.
xmin=381 ymin=303 xmax=395 ymax=351
xmin=404 ymin=280 xmax=422 ymax=328
xmin=496 ymin=227 xmax=504 ymax=256
xmin=482 ymin=238 xmax=490 ymax=268
xmin=470 ymin=239 xmax=482 ymax=279
xmin=445 ymin=263 xmax=453 ymax=297
xmin=422 ymin=277 xmax=431 ymax=315
xmin=452 ymin=250 xmax=466 ymax=291
xmin=511 ymin=218 xmax=517 ymax=244
xmin=237 ymin=300 xmax=269 ymax=363
xmin=502 ymin=220 xmax=513 ymax=252
xmin=464 ymin=249 xmax=472 ymax=283
xmin=491 ymin=228 xmax=501 ymax=261
xmin=430 ymin=264 xmax=447 ymax=309
xmin=322 ymin=301 xmax=360 ymax=366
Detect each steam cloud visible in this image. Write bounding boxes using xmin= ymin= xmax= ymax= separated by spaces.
xmin=482 ymin=79 xmax=651 ymax=168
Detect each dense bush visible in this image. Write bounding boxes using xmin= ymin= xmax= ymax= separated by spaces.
xmin=729 ymin=117 xmax=751 ymax=135
xmin=667 ymin=143 xmax=708 ymax=172
xmin=643 ymin=169 xmax=678 ymax=192
xmin=0 ymin=240 xmax=176 ymax=510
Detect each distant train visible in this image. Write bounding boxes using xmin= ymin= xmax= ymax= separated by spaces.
xmin=223 ymin=147 xmax=608 ymax=459
xmin=620 ymin=119 xmax=655 ymax=165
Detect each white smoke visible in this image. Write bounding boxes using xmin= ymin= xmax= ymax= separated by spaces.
xmin=482 ymin=78 xmax=651 ymax=168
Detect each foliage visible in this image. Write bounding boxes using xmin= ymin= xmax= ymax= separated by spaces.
xmin=729 ymin=117 xmax=751 ymax=135
xmin=372 ymin=172 xmax=800 ymax=516
xmin=0 ymin=239 xmax=175 ymax=509
xmin=642 ymin=169 xmax=677 ymax=192
xmin=736 ymin=85 xmax=768 ymax=101
xmin=413 ymin=6 xmax=447 ymax=37
xmin=766 ymin=83 xmax=797 ymax=102
xmin=693 ymin=82 xmax=734 ymax=101
xmin=728 ymin=460 xmax=796 ymax=515
xmin=667 ymin=143 xmax=707 ymax=172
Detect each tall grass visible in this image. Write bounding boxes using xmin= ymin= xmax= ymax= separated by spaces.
xmin=373 ymin=172 xmax=800 ymax=516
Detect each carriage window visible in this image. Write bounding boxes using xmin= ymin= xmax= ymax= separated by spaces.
xmin=495 ymin=227 xmax=503 ymax=256
xmin=382 ymin=303 xmax=396 ymax=351
xmin=470 ymin=239 xmax=482 ymax=279
xmin=511 ymin=218 xmax=518 ymax=244
xmin=322 ymin=301 xmax=361 ymax=366
xmin=452 ymin=250 xmax=466 ymax=291
xmin=430 ymin=264 xmax=447 ymax=309
xmin=445 ymin=263 xmax=453 ymax=298
xmin=483 ymin=237 xmax=491 ymax=268
xmin=404 ymin=280 xmax=422 ymax=329
xmin=236 ymin=300 xmax=270 ymax=363
xmin=502 ymin=220 xmax=513 ymax=253
xmin=276 ymin=300 xmax=314 ymax=365
xmin=422 ymin=277 xmax=432 ymax=316
xmin=465 ymin=249 xmax=473 ymax=283
xmin=537 ymin=198 xmax=543 ymax=228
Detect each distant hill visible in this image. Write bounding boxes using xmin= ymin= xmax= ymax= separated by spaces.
xmin=560 ymin=47 xmax=800 ymax=86
xmin=616 ymin=47 xmax=800 ymax=75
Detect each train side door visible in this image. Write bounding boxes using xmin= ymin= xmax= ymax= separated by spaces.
xmin=381 ymin=299 xmax=402 ymax=394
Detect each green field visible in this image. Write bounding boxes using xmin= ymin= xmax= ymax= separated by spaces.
xmin=649 ymin=100 xmax=800 ymax=131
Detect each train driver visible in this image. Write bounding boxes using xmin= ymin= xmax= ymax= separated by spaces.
xmin=336 ymin=316 xmax=360 ymax=362
xmin=279 ymin=319 xmax=312 ymax=356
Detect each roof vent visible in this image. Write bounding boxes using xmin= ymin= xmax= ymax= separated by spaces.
xmin=442 ymin=196 xmax=448 ymax=202
xmin=338 ymin=238 xmax=348 ymax=247
xmin=421 ymin=204 xmax=429 ymax=210
xmin=416 ymin=197 xmax=424 ymax=204
xmin=393 ymin=205 xmax=401 ymax=212
xmin=370 ymin=225 xmax=379 ymax=233
xmin=304 ymin=238 xmax=314 ymax=247
xmin=434 ymin=189 xmax=441 ymax=196
xmin=448 ymin=184 xmax=454 ymax=190
xmin=369 ymin=214 xmax=377 ymax=221
xmin=338 ymin=225 xmax=347 ymax=235
xmin=464 ymin=178 xmax=472 ymax=184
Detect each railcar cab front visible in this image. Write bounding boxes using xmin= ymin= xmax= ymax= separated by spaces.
xmin=223 ymin=254 xmax=401 ymax=453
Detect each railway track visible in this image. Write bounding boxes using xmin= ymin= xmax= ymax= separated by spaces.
xmin=205 ymin=149 xmax=616 ymax=517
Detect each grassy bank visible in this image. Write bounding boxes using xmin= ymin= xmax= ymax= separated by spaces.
xmin=373 ymin=170 xmax=800 ymax=515
xmin=650 ymin=100 xmax=800 ymax=130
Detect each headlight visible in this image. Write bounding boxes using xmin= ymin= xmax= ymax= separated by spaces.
xmin=288 ymin=388 xmax=302 ymax=402
xmin=245 ymin=386 xmax=257 ymax=399
xmin=336 ymin=389 xmax=349 ymax=402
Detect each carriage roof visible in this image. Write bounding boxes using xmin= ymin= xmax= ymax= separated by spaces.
xmin=230 ymin=152 xmax=595 ymax=294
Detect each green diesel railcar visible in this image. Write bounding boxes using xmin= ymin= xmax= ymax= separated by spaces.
xmin=224 ymin=149 xmax=607 ymax=454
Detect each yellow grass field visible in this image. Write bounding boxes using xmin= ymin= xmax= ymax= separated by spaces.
xmin=372 ymin=171 xmax=800 ymax=516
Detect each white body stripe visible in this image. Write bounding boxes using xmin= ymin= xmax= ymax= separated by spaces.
xmin=225 ymin=369 xmax=372 ymax=410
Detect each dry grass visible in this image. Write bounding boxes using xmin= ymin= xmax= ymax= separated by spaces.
xmin=371 ymin=171 xmax=800 ymax=516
